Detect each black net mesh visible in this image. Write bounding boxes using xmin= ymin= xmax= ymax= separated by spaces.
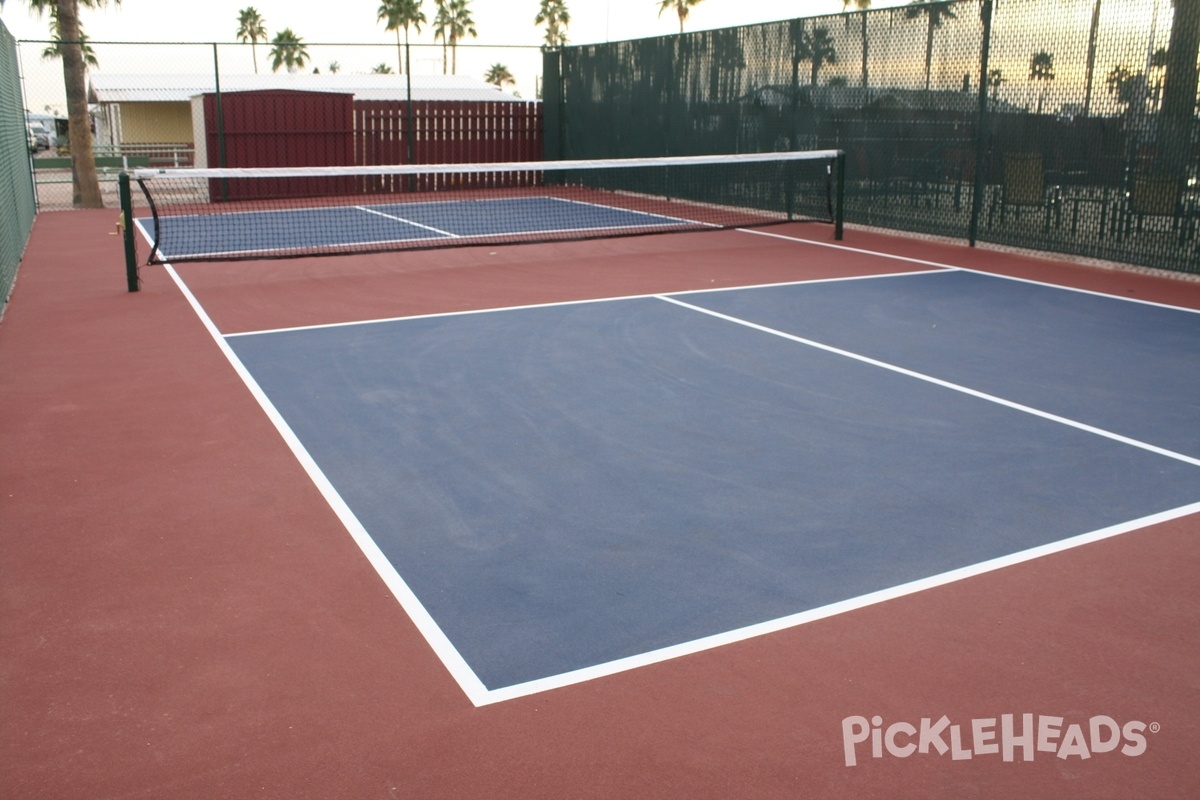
xmin=546 ymin=0 xmax=1199 ymax=275
xmin=129 ymin=152 xmax=842 ymax=264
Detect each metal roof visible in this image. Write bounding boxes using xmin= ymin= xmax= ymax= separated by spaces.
xmin=89 ymin=73 xmax=525 ymax=104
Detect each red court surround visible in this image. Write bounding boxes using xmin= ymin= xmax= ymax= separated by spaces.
xmin=2 ymin=210 xmax=1198 ymax=798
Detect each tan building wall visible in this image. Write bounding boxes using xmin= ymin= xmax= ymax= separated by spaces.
xmin=117 ymin=102 xmax=194 ymax=144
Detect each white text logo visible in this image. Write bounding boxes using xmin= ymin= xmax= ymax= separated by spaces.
xmin=842 ymin=714 xmax=1158 ymax=767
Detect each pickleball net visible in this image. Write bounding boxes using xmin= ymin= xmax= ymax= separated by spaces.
xmin=119 ymin=150 xmax=844 ymax=288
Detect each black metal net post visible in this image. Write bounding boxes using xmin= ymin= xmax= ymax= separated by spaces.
xmin=117 ymin=172 xmax=139 ymax=292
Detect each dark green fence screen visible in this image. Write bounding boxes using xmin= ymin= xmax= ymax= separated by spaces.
xmin=545 ymin=0 xmax=1199 ymax=275
xmin=1 ymin=18 xmax=36 ymax=316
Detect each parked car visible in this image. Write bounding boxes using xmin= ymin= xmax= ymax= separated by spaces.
xmin=27 ymin=121 xmax=54 ymax=151
xmin=26 ymin=124 xmax=38 ymax=152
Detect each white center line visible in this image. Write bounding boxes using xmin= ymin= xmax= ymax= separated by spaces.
xmin=657 ymin=294 xmax=1200 ymax=468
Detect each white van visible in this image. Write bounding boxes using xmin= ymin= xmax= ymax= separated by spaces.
xmin=27 ymin=120 xmax=55 ymax=151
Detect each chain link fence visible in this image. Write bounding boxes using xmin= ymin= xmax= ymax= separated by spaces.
xmin=12 ymin=2 xmax=1199 ymax=276
xmin=545 ymin=0 xmax=1199 ymax=275
xmin=16 ymin=39 xmax=542 ymax=210
xmin=1 ymin=20 xmax=36 ymax=318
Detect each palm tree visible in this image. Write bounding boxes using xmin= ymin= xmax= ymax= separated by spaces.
xmin=1147 ymin=46 xmax=1167 ymax=111
xmin=433 ymin=0 xmax=476 ymax=75
xmin=904 ymin=0 xmax=957 ymax=91
xmin=235 ymin=7 xmax=267 ymax=74
xmin=1105 ymin=63 xmax=1145 ymax=111
xmin=842 ymin=0 xmax=871 ymax=90
xmin=709 ymin=25 xmax=745 ymax=99
xmin=1081 ymin=0 xmax=1102 ymax=116
xmin=657 ymin=0 xmax=703 ymax=34
xmin=987 ymin=68 xmax=1005 ymax=103
xmin=41 ymin=12 xmax=98 ymax=67
xmin=484 ymin=63 xmax=514 ymax=89
xmin=26 ymin=0 xmax=120 ymax=209
xmin=798 ymin=26 xmax=837 ymax=87
xmin=433 ymin=1 xmax=451 ymax=74
xmin=372 ymin=63 xmax=395 ymax=74
xmin=269 ymin=28 xmax=310 ymax=73
xmin=377 ymin=0 xmax=425 ymax=75
xmin=1158 ymin=0 xmax=1200 ymax=179
xmin=1028 ymin=50 xmax=1054 ymax=114
xmin=534 ymin=0 xmax=570 ymax=49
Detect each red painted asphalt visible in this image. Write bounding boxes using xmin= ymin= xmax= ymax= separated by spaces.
xmin=2 ymin=210 xmax=1198 ymax=798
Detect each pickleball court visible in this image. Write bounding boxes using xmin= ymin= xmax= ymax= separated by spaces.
xmin=6 ymin=188 xmax=1200 ymax=798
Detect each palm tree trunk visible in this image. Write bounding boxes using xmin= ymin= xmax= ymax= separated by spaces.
xmin=860 ymin=13 xmax=868 ymax=91
xmin=1159 ymin=0 xmax=1200 ymax=176
xmin=924 ymin=13 xmax=935 ymax=90
xmin=1082 ymin=0 xmax=1101 ymax=116
xmin=395 ymin=29 xmax=404 ymax=74
xmin=56 ymin=0 xmax=103 ymax=208
xmin=1160 ymin=0 xmax=1200 ymax=120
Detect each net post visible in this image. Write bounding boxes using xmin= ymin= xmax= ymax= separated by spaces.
xmin=834 ymin=150 xmax=845 ymax=241
xmin=118 ymin=172 xmax=139 ymax=292
xmin=785 ymin=159 xmax=796 ymax=221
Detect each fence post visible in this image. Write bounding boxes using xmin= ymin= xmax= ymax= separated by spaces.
xmin=968 ymin=0 xmax=994 ymax=247
xmin=404 ymin=40 xmax=415 ymax=166
xmin=212 ymin=43 xmax=228 ymax=201
xmin=542 ymin=48 xmax=563 ymax=160
xmin=835 ymin=150 xmax=846 ymax=241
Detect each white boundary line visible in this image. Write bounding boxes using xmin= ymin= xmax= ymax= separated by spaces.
xmin=737 ymin=226 xmax=1200 ymax=315
xmin=483 ymin=500 xmax=1200 ymax=704
xmin=159 ymin=227 xmax=1200 ymax=707
xmin=161 ymin=262 xmax=494 ymax=708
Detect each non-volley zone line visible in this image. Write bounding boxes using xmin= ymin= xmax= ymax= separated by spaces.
xmin=215 ymin=255 xmax=1200 ymax=467
xmin=223 ymin=267 xmax=953 ymax=339
xmin=213 ymin=278 xmax=1200 ymax=705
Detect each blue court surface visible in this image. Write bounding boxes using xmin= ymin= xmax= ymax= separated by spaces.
xmin=141 ymin=196 xmax=696 ymax=260
xmin=224 ymin=269 xmax=1200 ymax=699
